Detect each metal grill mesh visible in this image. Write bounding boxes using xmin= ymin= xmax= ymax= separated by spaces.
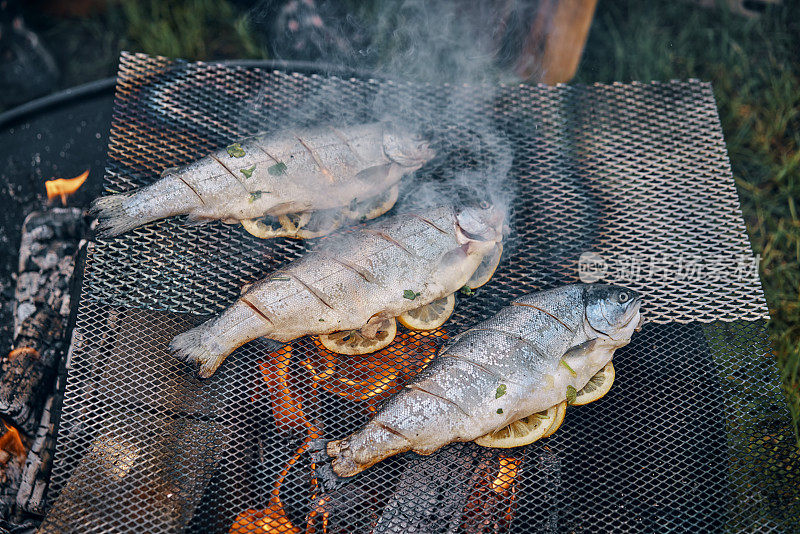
xmin=43 ymin=52 xmax=798 ymax=533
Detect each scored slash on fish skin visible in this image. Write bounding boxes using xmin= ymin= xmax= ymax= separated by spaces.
xmin=169 ymin=204 xmax=505 ymax=376
xmin=91 ymin=122 xmax=435 ymax=238
xmin=319 ymin=284 xmax=643 ymax=478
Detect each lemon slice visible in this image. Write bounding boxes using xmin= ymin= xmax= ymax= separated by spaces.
xmin=397 ymin=294 xmax=456 ymax=331
xmin=541 ymin=401 xmax=567 ymax=438
xmin=344 ymin=185 xmax=400 ymax=221
xmin=318 ymin=318 xmax=397 ymax=355
xmin=466 ymin=243 xmax=503 ymax=289
xmin=573 ymin=361 xmax=615 ymax=406
xmin=474 ymin=404 xmax=557 ymax=449
xmin=241 ymin=218 xmax=289 ymax=239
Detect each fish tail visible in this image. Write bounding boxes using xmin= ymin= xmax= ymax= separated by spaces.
xmin=308 ymin=440 xmax=348 ymax=491
xmin=91 ymin=176 xmax=196 ymax=237
xmin=326 ymin=420 xmax=411 ymax=478
xmin=327 ymin=439 xmax=363 ymax=478
xmin=169 ymin=320 xmax=227 ymax=378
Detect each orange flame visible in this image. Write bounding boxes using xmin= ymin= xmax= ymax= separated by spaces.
xmin=0 ymin=420 xmax=26 ymax=462
xmin=242 ymin=330 xmax=448 ymax=534
xmin=45 ymin=169 xmax=89 ymax=205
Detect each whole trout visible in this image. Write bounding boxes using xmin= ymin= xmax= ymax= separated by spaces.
xmin=319 ymin=284 xmax=642 ymax=478
xmin=170 ymin=204 xmax=505 ymax=377
xmin=92 ymin=122 xmax=434 ymax=236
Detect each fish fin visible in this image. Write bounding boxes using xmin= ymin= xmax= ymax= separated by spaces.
xmin=169 ymin=322 xmax=226 ymax=378
xmin=265 ymin=201 xmax=302 ymax=216
xmin=308 ymin=439 xmax=349 ymax=492
xmin=90 ymin=192 xmax=151 ymax=237
xmin=562 ymin=339 xmax=599 ymax=359
xmin=352 ymin=164 xmax=393 ymax=184
xmin=184 ymin=213 xmax=214 ymax=226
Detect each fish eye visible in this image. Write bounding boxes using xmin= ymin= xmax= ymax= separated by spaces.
xmin=618 ymin=292 xmax=629 ymax=303
xmin=479 ymin=200 xmax=490 ymax=209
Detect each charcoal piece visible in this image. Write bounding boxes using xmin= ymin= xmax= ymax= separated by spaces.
xmin=373 ymin=443 xmax=494 ymax=534
xmin=90 ymin=308 xmax=222 ymax=416
xmin=38 ymin=413 xmax=225 ymax=533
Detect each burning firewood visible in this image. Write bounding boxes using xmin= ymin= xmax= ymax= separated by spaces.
xmin=460 ymin=454 xmax=523 ymax=533
xmin=244 ymin=330 xmax=449 ymax=534
xmin=241 ymin=347 xmax=322 ymax=534
xmin=258 ymin=346 xmax=312 ymax=435
xmin=40 ymin=414 xmax=225 ymax=533
xmin=14 ymin=394 xmax=56 ymax=516
xmin=0 ymin=208 xmax=84 ymax=434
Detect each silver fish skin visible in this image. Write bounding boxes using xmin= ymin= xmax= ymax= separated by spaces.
xmin=170 ymin=204 xmax=505 ymax=377
xmin=325 ymin=283 xmax=643 ymax=478
xmin=91 ymin=122 xmax=435 ymax=236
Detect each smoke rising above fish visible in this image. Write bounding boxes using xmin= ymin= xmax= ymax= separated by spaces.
xmin=170 ymin=204 xmax=505 ymax=378
xmin=91 ymin=122 xmax=435 ymax=237
xmin=314 ymin=284 xmax=642 ymax=479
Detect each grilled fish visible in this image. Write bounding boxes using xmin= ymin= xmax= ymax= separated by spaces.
xmin=317 ymin=284 xmax=642 ymax=478
xmin=170 ymin=204 xmax=505 ymax=377
xmin=92 ymin=122 xmax=435 ymax=237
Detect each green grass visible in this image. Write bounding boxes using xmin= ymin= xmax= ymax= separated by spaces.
xmin=24 ymin=0 xmax=266 ymax=93
xmin=574 ymin=0 xmax=800 ymax=444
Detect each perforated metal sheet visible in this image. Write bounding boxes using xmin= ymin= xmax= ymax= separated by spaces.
xmin=43 ymin=53 xmax=798 ymax=533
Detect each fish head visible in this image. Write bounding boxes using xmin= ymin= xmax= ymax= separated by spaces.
xmin=583 ymin=284 xmax=643 ymax=345
xmin=383 ymin=125 xmax=436 ymax=169
xmin=454 ymin=202 xmax=505 ymax=246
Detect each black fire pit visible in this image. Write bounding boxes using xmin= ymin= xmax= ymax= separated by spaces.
xmin=39 ymin=53 xmax=799 ymax=533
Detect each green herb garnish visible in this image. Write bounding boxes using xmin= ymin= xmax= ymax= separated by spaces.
xmin=240 ymin=164 xmax=256 ymax=178
xmin=268 ymin=161 xmax=287 ymax=175
xmin=459 ymin=285 xmax=474 ymax=296
xmin=566 ymin=385 xmax=577 ymax=405
xmin=496 ymin=408 xmax=503 ymax=414
xmin=319 ymin=318 xmax=325 ymax=322
xmin=536 ymin=413 xmax=550 ymax=419
xmin=560 ymin=359 xmax=577 ymax=377
xmin=403 ymin=290 xmax=420 ymax=300
xmin=249 ymin=190 xmax=264 ymax=203
xmin=495 ymin=384 xmax=507 ymax=399
xmin=226 ymin=143 xmax=246 ymax=158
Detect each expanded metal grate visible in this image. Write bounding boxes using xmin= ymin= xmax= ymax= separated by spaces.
xmin=42 ymin=52 xmax=797 ymax=533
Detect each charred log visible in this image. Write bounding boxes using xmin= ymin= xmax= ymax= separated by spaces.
xmin=15 ymin=395 xmax=56 ymax=516
xmin=0 ymin=209 xmax=83 ymax=434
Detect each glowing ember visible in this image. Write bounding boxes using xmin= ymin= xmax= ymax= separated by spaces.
xmin=491 ymin=456 xmax=522 ymax=493
xmin=461 ymin=453 xmax=523 ymax=530
xmin=45 ymin=169 xmax=89 ymax=205
xmin=303 ymin=328 xmax=447 ymax=408
xmin=229 ymin=503 xmax=300 ymax=534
